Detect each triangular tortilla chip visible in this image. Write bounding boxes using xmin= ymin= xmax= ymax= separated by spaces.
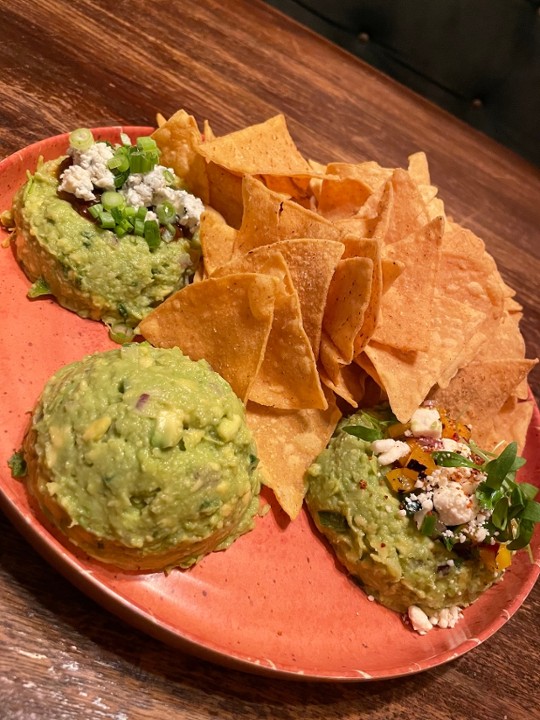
xmin=364 ymin=293 xmax=488 ymax=422
xmin=246 ymin=390 xmax=341 ymax=519
xmin=372 ymin=215 xmax=444 ymax=352
xmin=152 ymin=109 xmax=209 ymax=203
xmin=428 ymin=359 xmax=537 ymax=430
xmin=372 ymin=169 xmax=430 ymax=246
xmin=138 ymin=273 xmax=277 ymax=402
xmin=197 ymin=114 xmax=311 ymax=175
xmin=211 ymin=249 xmax=326 ymax=410
xmin=199 ymin=207 xmax=237 ymax=275
xmin=323 ymin=256 xmax=373 ymax=364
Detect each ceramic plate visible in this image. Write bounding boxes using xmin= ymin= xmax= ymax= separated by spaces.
xmin=1 ymin=128 xmax=539 ymax=681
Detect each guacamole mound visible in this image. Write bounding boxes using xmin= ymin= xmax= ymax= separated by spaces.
xmin=306 ymin=410 xmax=499 ymax=616
xmin=24 ymin=344 xmax=261 ymax=571
xmin=12 ymin=158 xmax=196 ymax=338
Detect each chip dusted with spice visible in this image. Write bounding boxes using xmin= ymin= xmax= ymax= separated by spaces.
xmin=199 ymin=207 xmax=237 ymax=276
xmin=138 ymin=273 xmax=277 ymax=403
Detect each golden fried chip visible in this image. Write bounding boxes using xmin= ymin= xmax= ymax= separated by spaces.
xmin=246 ymin=390 xmax=341 ymax=519
xmin=340 ymin=236 xmax=382 ymax=355
xmin=319 ymin=352 xmax=367 ymax=408
xmin=197 ymin=114 xmax=311 ymax=175
xmin=407 ymin=152 xmax=431 ymax=186
xmin=266 ymin=238 xmax=344 ymax=356
xmin=317 ymin=174 xmax=372 ymax=220
xmin=471 ymin=396 xmax=534 ymax=453
xmin=205 ymin=162 xmax=244 ymax=228
xmin=235 ymin=176 xmax=340 ymax=255
xmin=152 ymin=109 xmax=209 ymax=202
xmin=429 ymin=359 xmax=537 ymax=430
xmin=381 ymin=258 xmax=405 ymax=293
xmin=199 ymin=207 xmax=237 ymax=275
xmin=372 ymin=216 xmax=444 ymax=352
xmin=138 ymin=273 xmax=277 ymax=402
xmin=203 ymin=119 xmax=216 ymax=141
xmin=373 ymin=169 xmax=430 ymax=246
xmin=364 ymin=294 xmax=488 ymax=422
xmin=323 ymin=257 xmax=373 ymax=363
xmin=212 ymin=249 xmax=326 ymax=410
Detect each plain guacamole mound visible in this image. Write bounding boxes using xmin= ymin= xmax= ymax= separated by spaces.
xmin=306 ymin=410 xmax=498 ymax=616
xmin=24 ymin=344 xmax=261 ymax=571
xmin=12 ymin=158 xmax=195 ymax=338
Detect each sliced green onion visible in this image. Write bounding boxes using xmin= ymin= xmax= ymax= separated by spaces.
xmin=163 ymin=169 xmax=176 ymax=185
xmin=101 ymin=191 xmax=126 ymax=211
xmin=108 ymin=154 xmax=130 ymax=173
xmin=120 ymin=132 xmax=132 ymax=146
xmin=136 ymin=206 xmax=148 ymax=220
xmin=124 ymin=206 xmax=137 ymax=220
xmin=129 ymin=151 xmax=157 ymax=174
xmin=113 ymin=171 xmax=129 ymax=189
xmin=88 ymin=203 xmax=103 ymax=219
xmin=99 ymin=211 xmax=116 ymax=230
xmin=144 ymin=220 xmax=161 ymax=249
xmin=136 ymin=136 xmax=158 ymax=152
xmin=156 ymin=201 xmax=176 ymax=225
xmin=134 ymin=218 xmax=145 ymax=236
xmin=69 ymin=127 xmax=94 ymax=152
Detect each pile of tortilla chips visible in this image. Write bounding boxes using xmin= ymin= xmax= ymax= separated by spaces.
xmin=139 ymin=110 xmax=537 ymax=520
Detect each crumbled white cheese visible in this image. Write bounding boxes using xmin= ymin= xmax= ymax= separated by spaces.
xmin=371 ymin=438 xmax=410 ymax=466
xmin=145 ymin=210 xmax=158 ymax=223
xmin=441 ymin=437 xmax=472 ymax=457
xmin=408 ymin=606 xmax=433 ymax=635
xmin=60 ymin=141 xmax=116 ymax=200
xmin=410 ymin=407 xmax=442 ymax=439
xmin=428 ymin=606 xmax=463 ymax=629
xmin=154 ymin=186 xmax=205 ymax=229
xmin=432 ymin=482 xmax=478 ymax=526
xmin=58 ymin=164 xmax=96 ymax=202
xmin=120 ymin=172 xmax=155 ymax=208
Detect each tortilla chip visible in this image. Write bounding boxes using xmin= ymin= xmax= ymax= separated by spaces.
xmin=203 ymin=119 xmax=216 ymax=142
xmin=317 ymin=174 xmax=372 ymax=220
xmin=372 ymin=215 xmax=444 ymax=352
xmin=428 ymin=359 xmax=537 ymax=430
xmin=152 ymin=109 xmax=209 ymax=202
xmin=156 ymin=112 xmax=167 ymax=128
xmin=138 ymin=273 xmax=277 ymax=402
xmin=471 ymin=396 xmax=534 ymax=453
xmin=381 ymin=258 xmax=405 ymax=293
xmin=211 ymin=249 xmax=326 ymax=410
xmin=197 ymin=114 xmax=311 ymax=176
xmin=265 ymin=238 xmax=344 ymax=356
xmin=205 ymin=162 xmax=244 ymax=228
xmin=373 ymin=169 xmax=430 ymax=246
xmin=323 ymin=257 xmax=373 ymax=364
xmin=235 ymin=176 xmax=340 ymax=255
xmin=319 ymin=359 xmax=367 ymax=408
xmin=246 ymin=389 xmax=341 ymax=519
xmin=364 ymin=293 xmax=488 ymax=422
xmin=340 ymin=236 xmax=382 ymax=355
xmin=407 ymin=152 xmax=431 ymax=186
xmin=199 ymin=207 xmax=237 ymax=275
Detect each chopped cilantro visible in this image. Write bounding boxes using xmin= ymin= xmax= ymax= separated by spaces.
xmin=8 ymin=451 xmax=27 ymax=478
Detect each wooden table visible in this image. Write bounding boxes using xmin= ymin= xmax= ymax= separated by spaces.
xmin=1 ymin=1 xmax=539 ymax=718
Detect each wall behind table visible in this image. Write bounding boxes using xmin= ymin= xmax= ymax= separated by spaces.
xmin=263 ymin=0 xmax=540 ymax=167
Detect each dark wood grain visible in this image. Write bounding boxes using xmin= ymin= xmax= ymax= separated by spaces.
xmin=0 ymin=1 xmax=539 ymax=718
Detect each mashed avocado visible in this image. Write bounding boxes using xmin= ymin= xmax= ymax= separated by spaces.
xmin=24 ymin=344 xmax=261 ymax=571
xmin=12 ymin=158 xmax=196 ymax=337
xmin=306 ymin=409 xmax=499 ymax=616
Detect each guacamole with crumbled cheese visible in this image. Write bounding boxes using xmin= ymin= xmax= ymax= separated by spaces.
xmin=12 ymin=158 xmax=196 ymax=338
xmin=306 ymin=411 xmax=499 ymax=615
xmin=24 ymin=344 xmax=261 ymax=571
